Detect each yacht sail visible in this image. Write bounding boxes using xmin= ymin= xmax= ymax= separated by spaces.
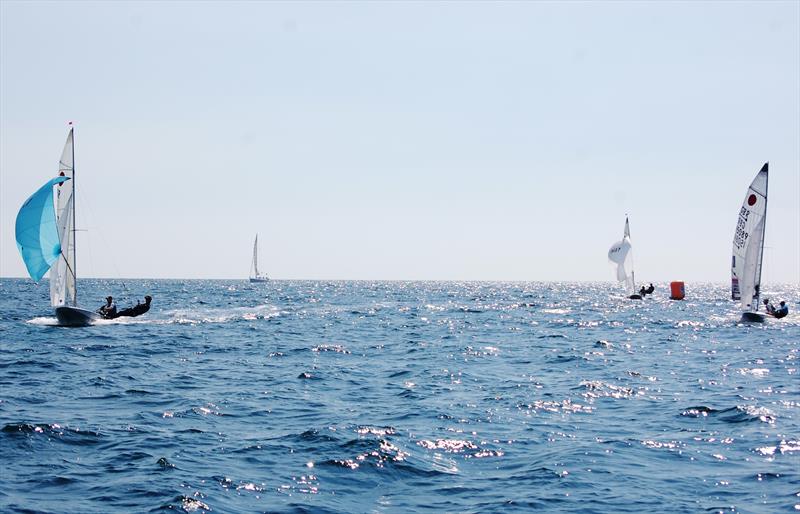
xmin=15 ymin=176 xmax=71 ymax=281
xmin=15 ymin=127 xmax=100 ymax=326
xmin=249 ymin=234 xmax=269 ymax=283
xmin=50 ymin=128 xmax=76 ymax=307
xmin=732 ymin=162 xmax=768 ymax=322
xmin=608 ymin=217 xmax=641 ymax=299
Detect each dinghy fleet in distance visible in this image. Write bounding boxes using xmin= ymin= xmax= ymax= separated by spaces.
xmin=607 ymin=162 xmax=788 ymax=323
xmin=13 ymin=127 xmax=791 ymax=326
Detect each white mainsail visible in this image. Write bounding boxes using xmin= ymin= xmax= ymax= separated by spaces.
xmin=251 ymin=234 xmax=260 ymax=278
xmin=731 ymin=163 xmax=768 ymax=313
xmin=249 ymin=234 xmax=269 ymax=282
xmin=608 ymin=217 xmax=636 ymax=296
xmin=50 ymin=128 xmax=77 ymax=307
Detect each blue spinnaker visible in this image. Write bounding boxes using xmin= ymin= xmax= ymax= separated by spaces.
xmin=15 ymin=176 xmax=71 ymax=281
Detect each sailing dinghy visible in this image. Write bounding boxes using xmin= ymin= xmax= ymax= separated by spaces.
xmin=732 ymin=163 xmax=769 ymax=323
xmin=249 ymin=234 xmax=269 ymax=283
xmin=608 ymin=216 xmax=642 ymax=300
xmin=15 ymin=127 xmax=101 ymax=326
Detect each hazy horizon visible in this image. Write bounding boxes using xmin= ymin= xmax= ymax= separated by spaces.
xmin=2 ymin=276 xmax=797 ymax=288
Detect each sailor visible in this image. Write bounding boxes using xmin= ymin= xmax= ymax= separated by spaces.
xmin=98 ymin=296 xmax=117 ymax=318
xmin=116 ymin=295 xmax=152 ymax=318
xmin=645 ymin=283 xmax=655 ymax=294
xmin=639 ymin=286 xmax=647 ymax=297
xmin=773 ymin=301 xmax=789 ymax=319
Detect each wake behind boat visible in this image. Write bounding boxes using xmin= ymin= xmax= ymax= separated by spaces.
xmin=732 ymin=163 xmax=769 ymax=323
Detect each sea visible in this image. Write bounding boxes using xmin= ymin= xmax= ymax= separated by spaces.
xmin=0 ymin=278 xmax=797 ymax=513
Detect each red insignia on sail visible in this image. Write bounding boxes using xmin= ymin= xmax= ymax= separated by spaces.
xmin=747 ymin=194 xmax=757 ymax=206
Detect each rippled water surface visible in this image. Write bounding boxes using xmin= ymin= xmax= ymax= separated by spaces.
xmin=1 ymin=279 xmax=798 ymax=513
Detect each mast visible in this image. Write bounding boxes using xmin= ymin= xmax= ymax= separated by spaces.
xmin=754 ymin=163 xmax=769 ymax=312
xmin=626 ymin=215 xmax=636 ymax=294
xmin=70 ymin=124 xmax=77 ymax=305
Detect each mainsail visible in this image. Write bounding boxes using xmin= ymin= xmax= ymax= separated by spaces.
xmin=50 ymin=128 xmax=77 ymax=307
xmin=251 ymin=234 xmax=260 ymax=278
xmin=608 ymin=217 xmax=636 ymax=296
xmin=731 ymin=163 xmax=768 ymax=313
xmin=248 ymin=233 xmax=270 ymax=282
xmin=15 ymin=176 xmax=71 ymax=281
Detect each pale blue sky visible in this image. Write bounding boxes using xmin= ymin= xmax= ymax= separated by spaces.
xmin=1 ymin=1 xmax=798 ymax=282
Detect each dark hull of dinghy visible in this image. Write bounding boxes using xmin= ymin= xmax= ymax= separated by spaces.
xmin=740 ymin=311 xmax=765 ymax=323
xmin=55 ymin=306 xmax=102 ymax=326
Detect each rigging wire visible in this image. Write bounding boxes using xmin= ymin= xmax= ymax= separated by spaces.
xmin=79 ymin=187 xmax=130 ymax=297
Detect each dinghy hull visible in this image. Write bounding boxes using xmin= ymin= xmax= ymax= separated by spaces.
xmin=55 ymin=306 xmax=102 ymax=326
xmin=740 ymin=311 xmax=765 ymax=323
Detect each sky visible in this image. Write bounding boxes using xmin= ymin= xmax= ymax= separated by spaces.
xmin=1 ymin=1 xmax=798 ymax=283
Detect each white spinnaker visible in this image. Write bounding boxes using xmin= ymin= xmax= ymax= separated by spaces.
xmin=50 ymin=129 xmax=76 ymax=306
xmin=608 ymin=234 xmax=635 ymax=296
xmin=731 ymin=165 xmax=768 ymax=311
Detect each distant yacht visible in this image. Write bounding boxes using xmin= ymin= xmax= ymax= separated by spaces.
xmin=249 ymin=233 xmax=269 ymax=283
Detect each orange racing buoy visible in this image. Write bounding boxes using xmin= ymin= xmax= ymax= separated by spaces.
xmin=670 ymin=281 xmax=685 ymax=300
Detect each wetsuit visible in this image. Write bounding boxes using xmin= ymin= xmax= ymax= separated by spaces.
xmin=99 ymin=303 xmax=117 ymax=319
xmin=117 ymin=301 xmax=151 ymax=318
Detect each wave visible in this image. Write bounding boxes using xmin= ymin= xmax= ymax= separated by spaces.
xmin=681 ymin=405 xmax=776 ymax=424
xmin=755 ymin=439 xmax=800 ymax=456
xmin=156 ymin=495 xmax=211 ymax=513
xmin=160 ymin=304 xmax=282 ymax=325
xmin=1 ymin=422 xmax=102 ymax=445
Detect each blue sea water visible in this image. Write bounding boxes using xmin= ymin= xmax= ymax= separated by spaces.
xmin=0 ymin=278 xmax=797 ymax=513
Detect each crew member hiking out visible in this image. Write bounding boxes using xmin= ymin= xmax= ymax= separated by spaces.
xmin=116 ymin=295 xmax=152 ymax=318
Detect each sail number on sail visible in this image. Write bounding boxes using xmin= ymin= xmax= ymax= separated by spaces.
xmin=733 ymin=206 xmax=750 ymax=250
